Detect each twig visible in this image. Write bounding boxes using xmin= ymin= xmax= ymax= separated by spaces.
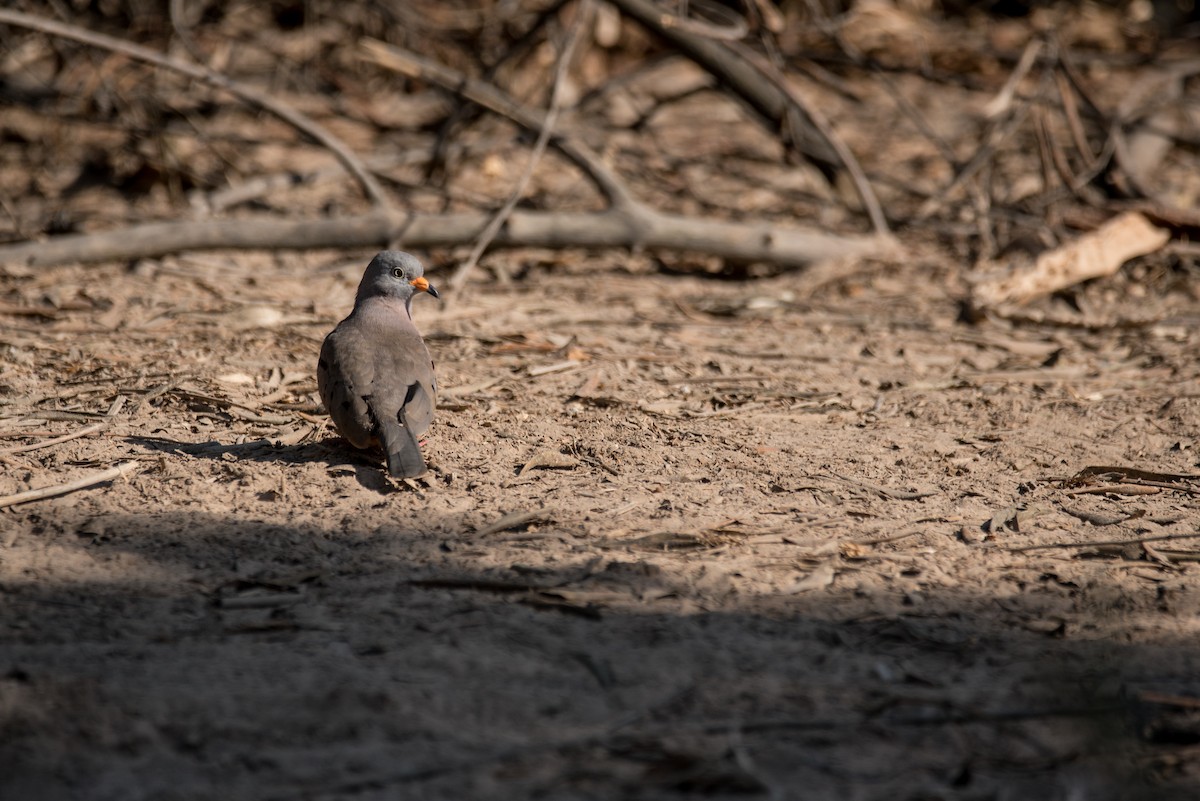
xmin=983 ymin=39 xmax=1042 ymax=119
xmin=731 ymin=42 xmax=891 ymax=237
xmin=0 ymin=396 xmax=125 ymax=455
xmin=1054 ymin=67 xmax=1098 ymax=167
xmin=1138 ymin=691 xmax=1200 ymax=709
xmin=361 ymin=39 xmax=637 ymax=212
xmin=1059 ymin=505 xmax=1141 ymax=527
xmin=0 ymin=9 xmax=391 ymax=211
xmin=167 ymin=0 xmax=206 ymax=65
xmin=449 ymin=0 xmax=594 ymax=296
xmin=474 ymin=509 xmax=554 ymax=537
xmin=0 ymin=208 xmax=888 ymax=269
xmin=424 ymin=0 xmax=570 ymax=184
xmin=914 ymin=76 xmax=1043 ymax=222
xmin=654 ymin=0 xmax=749 ymax=40
xmin=1007 ymin=531 xmax=1200 ymax=553
xmin=875 ymin=70 xmax=958 ymax=166
xmin=1054 ymin=46 xmax=1107 ymax=122
xmin=0 ymin=460 xmax=141 ymax=509
xmin=827 ymin=472 xmax=936 ymax=501
xmin=1034 ymin=106 xmax=1078 ymax=197
xmin=190 ymin=138 xmax=511 ymax=215
xmin=605 ymin=0 xmax=840 ymax=174
xmin=850 ymin=530 xmax=921 ymax=547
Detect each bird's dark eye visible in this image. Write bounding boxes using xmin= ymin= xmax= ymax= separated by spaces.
xmin=391 ymin=267 xmax=404 ymax=279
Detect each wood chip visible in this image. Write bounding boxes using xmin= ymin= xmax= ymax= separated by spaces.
xmin=518 ymin=449 xmax=578 ymax=476
xmin=474 ymin=509 xmax=553 ymax=537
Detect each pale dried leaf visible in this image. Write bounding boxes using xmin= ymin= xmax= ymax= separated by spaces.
xmin=973 ymin=212 xmax=1170 ymax=307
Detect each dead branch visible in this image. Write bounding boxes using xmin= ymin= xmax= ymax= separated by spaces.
xmin=0 ymin=13 xmax=892 ymax=275
xmin=450 ymin=0 xmax=594 ymax=295
xmin=189 ymin=139 xmax=508 ymax=215
xmin=603 ymin=0 xmax=889 ymax=238
xmin=0 ymin=8 xmax=392 ymax=211
xmin=915 ymin=68 xmax=1050 ymax=221
xmin=360 ymin=39 xmax=637 ymax=212
xmin=731 ymin=41 xmax=891 ymax=237
xmin=605 ymin=0 xmax=840 ymax=174
xmin=356 ymin=36 xmax=893 ymax=279
xmin=0 ymin=209 xmax=890 ymax=269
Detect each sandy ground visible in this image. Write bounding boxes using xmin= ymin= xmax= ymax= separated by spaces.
xmin=3 ymin=2 xmax=1200 ymax=797
xmin=3 ymin=247 xmax=1200 ymax=799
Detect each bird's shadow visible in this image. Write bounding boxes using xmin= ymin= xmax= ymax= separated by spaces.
xmin=127 ymin=434 xmax=407 ymax=493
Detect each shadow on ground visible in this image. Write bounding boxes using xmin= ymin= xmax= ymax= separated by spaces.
xmin=3 ymin=511 xmax=1197 ymax=801
xmin=129 ymin=435 xmax=404 ymax=493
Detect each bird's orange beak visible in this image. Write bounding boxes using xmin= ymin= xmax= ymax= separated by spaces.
xmin=410 ymin=276 xmax=439 ymax=298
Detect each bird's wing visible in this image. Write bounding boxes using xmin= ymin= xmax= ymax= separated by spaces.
xmin=317 ymin=325 xmax=377 ymax=449
xmin=366 ymin=320 xmax=437 ymax=477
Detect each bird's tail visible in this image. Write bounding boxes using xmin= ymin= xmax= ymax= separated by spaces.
xmin=379 ymin=409 xmax=426 ymax=478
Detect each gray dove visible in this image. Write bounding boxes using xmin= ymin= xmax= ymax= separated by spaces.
xmin=317 ymin=251 xmax=439 ymax=477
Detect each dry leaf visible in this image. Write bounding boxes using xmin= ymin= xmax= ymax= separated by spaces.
xmin=972 ymin=212 xmax=1170 ymax=308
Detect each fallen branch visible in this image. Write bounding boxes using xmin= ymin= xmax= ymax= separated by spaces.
xmin=0 ymin=8 xmax=391 ymax=211
xmin=0 ymin=460 xmax=141 ymax=509
xmin=0 ymin=208 xmax=889 ymax=269
xmin=0 ymin=11 xmax=893 ymax=271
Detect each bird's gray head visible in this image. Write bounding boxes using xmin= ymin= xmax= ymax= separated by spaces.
xmin=355 ymin=251 xmax=440 ymax=308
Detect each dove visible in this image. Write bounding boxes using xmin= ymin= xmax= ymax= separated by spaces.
xmin=317 ymin=251 xmax=439 ymax=477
